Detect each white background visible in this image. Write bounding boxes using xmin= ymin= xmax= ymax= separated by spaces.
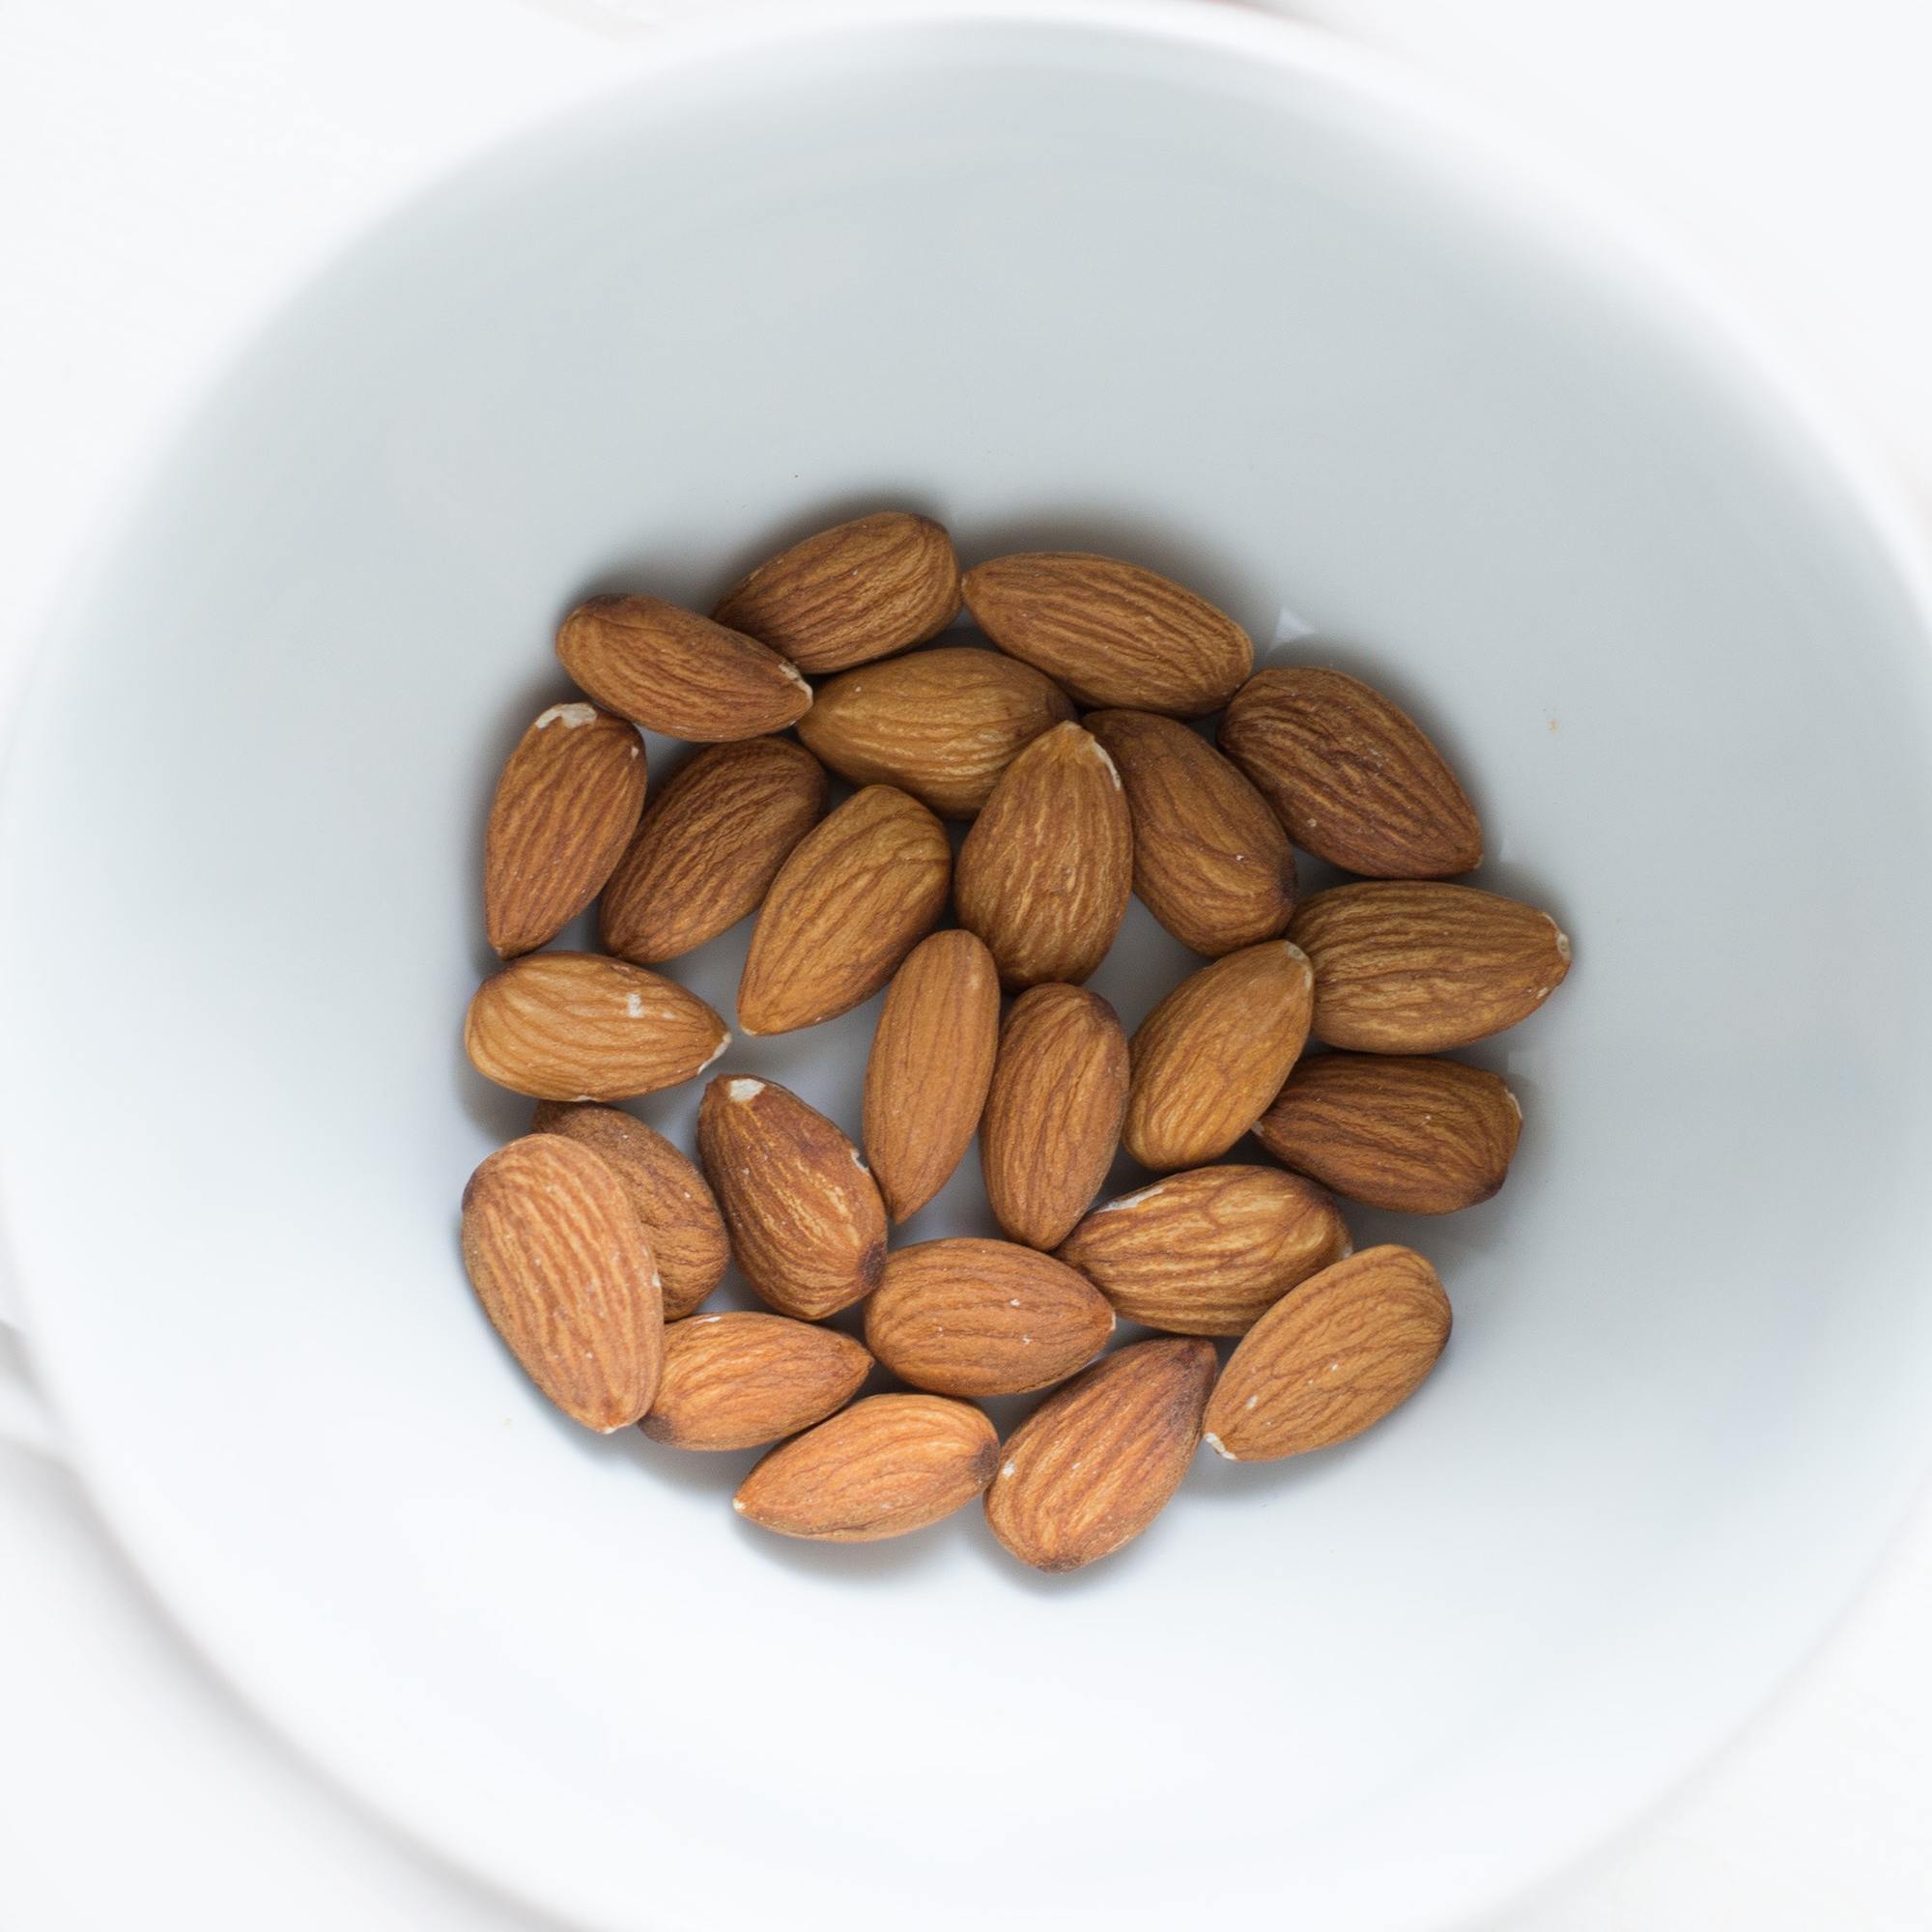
xmin=2 ymin=0 xmax=1930 ymax=1925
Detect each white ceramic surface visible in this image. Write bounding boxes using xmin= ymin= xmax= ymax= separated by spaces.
xmin=5 ymin=5 xmax=1932 ymax=1929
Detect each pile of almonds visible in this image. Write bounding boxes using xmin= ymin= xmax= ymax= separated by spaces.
xmin=461 ymin=511 xmax=1571 ymax=1573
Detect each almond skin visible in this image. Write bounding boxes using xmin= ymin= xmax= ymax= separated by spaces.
xmin=555 ymin=592 xmax=811 ymax=740
xmin=734 ymin=1393 xmax=998 ymax=1542
xmin=1219 ymin=667 xmax=1482 ymax=877
xmin=736 ymin=785 xmax=952 ymax=1035
xmin=863 ymin=1238 xmax=1114 ymax=1397
xmin=641 ymin=1312 xmax=871 ymax=1451
xmin=954 ymin=722 xmax=1133 ymax=989
xmin=963 ymin=553 xmax=1252 ymax=716
xmin=696 ymin=1075 xmax=887 ymax=1320
xmin=1086 ymin=709 xmax=1295 ymax=956
xmin=1291 ymin=882 xmax=1572 ymax=1052
xmin=599 ymin=738 xmax=825 ymax=965
xmin=796 ymin=645 xmax=1076 ymax=817
xmin=1255 ymin=1053 xmax=1521 ymax=1213
xmin=712 ymin=511 xmax=962 ymax=673
xmin=459 ymin=1135 xmax=664 ymax=1431
xmin=984 ymin=1337 xmax=1216 ymax=1573
xmin=529 ymin=1102 xmax=729 ymax=1319
xmin=862 ymin=930 xmax=1002 ymax=1222
xmin=465 ymin=952 xmax=729 ymax=1102
xmin=980 ymin=984 xmax=1130 ymax=1250
xmin=483 ymin=703 xmax=647 ymax=958
xmin=1057 ymin=1166 xmax=1350 ymax=1336
xmin=1122 ymin=941 xmax=1315 ymax=1170
xmin=1203 ymin=1244 xmax=1450 ymax=1461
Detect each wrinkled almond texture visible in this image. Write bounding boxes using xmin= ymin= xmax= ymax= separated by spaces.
xmin=641 ymin=1312 xmax=872 ymax=1451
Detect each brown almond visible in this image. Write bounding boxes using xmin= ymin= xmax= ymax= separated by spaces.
xmin=862 ymin=930 xmax=1002 ymax=1221
xmin=712 ymin=511 xmax=961 ymax=673
xmin=696 ymin=1075 xmax=887 ymax=1320
xmin=1204 ymin=1244 xmax=1450 ymax=1461
xmin=555 ymin=592 xmax=811 ymax=740
xmin=1122 ymin=941 xmax=1315 ymax=1170
xmin=736 ymin=785 xmax=952 ymax=1035
xmin=984 ymin=1337 xmax=1216 ymax=1573
xmin=1255 ymin=1053 xmax=1521 ymax=1213
xmin=459 ymin=1135 xmax=663 ymax=1431
xmin=641 ymin=1312 xmax=871 ymax=1450
xmin=796 ymin=645 xmax=1076 ymax=817
xmin=863 ymin=1238 xmax=1114 ymax=1397
xmin=466 ymin=952 xmax=729 ymax=1101
xmin=529 ymin=1102 xmax=729 ymax=1319
xmin=1291 ymin=882 xmax=1572 ymax=1052
xmin=1086 ymin=709 xmax=1295 ymax=956
xmin=734 ymin=1393 xmax=998 ymax=1542
xmin=980 ymin=984 xmax=1130 ymax=1250
xmin=954 ymin=722 xmax=1132 ymax=989
xmin=1219 ymin=667 xmax=1482 ymax=877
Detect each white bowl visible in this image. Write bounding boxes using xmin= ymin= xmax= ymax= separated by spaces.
xmin=7 ymin=4 xmax=1932 ymax=1928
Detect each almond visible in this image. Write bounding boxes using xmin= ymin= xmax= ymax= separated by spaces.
xmin=963 ymin=553 xmax=1252 ymax=716
xmin=641 ymin=1312 xmax=871 ymax=1451
xmin=734 ymin=1393 xmax=998 ymax=1542
xmin=465 ymin=952 xmax=729 ymax=1101
xmin=529 ymin=1102 xmax=729 ymax=1319
xmin=555 ymin=592 xmax=810 ymax=740
xmin=712 ymin=511 xmax=961 ymax=673
xmin=1290 ymin=882 xmax=1572 ymax=1052
xmin=795 ymin=645 xmax=1075 ymax=817
xmin=696 ymin=1075 xmax=887 ymax=1320
xmin=1085 ymin=709 xmax=1295 ymax=956
xmin=984 ymin=1337 xmax=1216 ymax=1572
xmin=483 ymin=703 xmax=647 ymax=957
xmin=1057 ymin=1166 xmax=1350 ymax=1336
xmin=1122 ymin=941 xmax=1315 ymax=1170
xmin=862 ymin=930 xmax=1002 ymax=1221
xmin=459 ymin=1134 xmax=663 ymax=1431
xmin=979 ymin=984 xmax=1130 ymax=1249
xmin=863 ymin=1238 xmax=1114 ymax=1397
xmin=1219 ymin=667 xmax=1481 ymax=877
xmin=1203 ymin=1244 xmax=1450 ymax=1461
xmin=954 ymin=722 xmax=1132 ymax=989
xmin=1255 ymin=1053 xmax=1521 ymax=1213
xmin=599 ymin=738 xmax=825 ymax=965
xmin=736 ymin=785 xmax=952 ymax=1035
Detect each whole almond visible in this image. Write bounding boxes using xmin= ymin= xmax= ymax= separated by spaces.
xmin=963 ymin=553 xmax=1252 ymax=716
xmin=641 ymin=1312 xmax=872 ymax=1451
xmin=980 ymin=984 xmax=1130 ymax=1249
xmin=863 ymin=1238 xmax=1114 ymax=1396
xmin=734 ymin=1393 xmax=998 ymax=1542
xmin=954 ymin=721 xmax=1132 ymax=989
xmin=737 ymin=785 xmax=952 ymax=1035
xmin=459 ymin=1134 xmax=664 ymax=1431
xmin=466 ymin=952 xmax=729 ymax=1101
xmin=1219 ymin=667 xmax=1482 ymax=877
xmin=1086 ymin=709 xmax=1295 ymax=956
xmin=483 ymin=702 xmax=647 ymax=957
xmin=696 ymin=1075 xmax=887 ymax=1320
xmin=599 ymin=738 xmax=826 ymax=965
xmin=1203 ymin=1244 xmax=1450 ymax=1461
xmin=712 ymin=511 xmax=961 ymax=673
xmin=1255 ymin=1053 xmax=1521 ymax=1213
xmin=796 ymin=645 xmax=1076 ymax=816
xmin=1291 ymin=882 xmax=1572 ymax=1052
xmin=862 ymin=930 xmax=1002 ymax=1221
xmin=556 ymin=592 xmax=811 ymax=740
xmin=1058 ymin=1166 xmax=1350 ymax=1336
xmin=984 ymin=1337 xmax=1216 ymax=1573
xmin=1122 ymin=941 xmax=1315 ymax=1170
xmin=529 ymin=1101 xmax=729 ymax=1318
